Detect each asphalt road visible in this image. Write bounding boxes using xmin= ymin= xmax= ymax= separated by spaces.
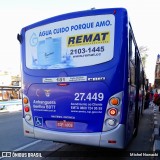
xmin=0 ymin=111 xmax=64 ymax=160
xmin=0 ymin=107 xmax=155 ymax=160
xmin=0 ymin=111 xmax=36 ymax=151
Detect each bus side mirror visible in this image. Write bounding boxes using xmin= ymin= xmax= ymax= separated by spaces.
xmin=17 ymin=34 xmax=22 ymax=44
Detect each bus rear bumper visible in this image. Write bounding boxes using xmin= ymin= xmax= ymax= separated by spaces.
xmin=100 ymin=125 xmax=125 ymax=148
xmin=23 ymin=119 xmax=125 ymax=149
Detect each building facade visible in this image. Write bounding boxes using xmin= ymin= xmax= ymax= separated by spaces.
xmin=154 ymin=54 xmax=160 ymax=89
xmin=0 ymin=71 xmax=21 ymax=101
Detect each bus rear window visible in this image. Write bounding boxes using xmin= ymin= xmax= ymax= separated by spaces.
xmin=25 ymin=14 xmax=115 ymax=69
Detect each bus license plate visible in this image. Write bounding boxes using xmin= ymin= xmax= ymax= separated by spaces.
xmin=57 ymin=121 xmax=74 ymax=128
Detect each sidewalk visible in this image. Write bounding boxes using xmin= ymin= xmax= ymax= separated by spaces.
xmin=151 ymin=101 xmax=160 ymax=157
xmin=0 ymin=99 xmax=22 ymax=113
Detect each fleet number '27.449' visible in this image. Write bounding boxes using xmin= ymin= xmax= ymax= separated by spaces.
xmin=74 ymin=92 xmax=104 ymax=101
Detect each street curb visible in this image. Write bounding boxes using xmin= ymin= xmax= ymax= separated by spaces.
xmin=0 ymin=109 xmax=22 ymax=113
xmin=0 ymin=109 xmax=9 ymax=113
xmin=152 ymin=103 xmax=160 ymax=159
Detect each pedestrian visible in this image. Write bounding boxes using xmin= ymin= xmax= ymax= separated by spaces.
xmin=153 ymin=90 xmax=160 ymax=112
xmin=153 ymin=90 xmax=159 ymax=105
xmin=158 ymin=93 xmax=160 ymax=112
xmin=144 ymin=91 xmax=150 ymax=109
xmin=150 ymin=90 xmax=153 ymax=101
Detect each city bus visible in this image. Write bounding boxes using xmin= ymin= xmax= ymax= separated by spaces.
xmin=18 ymin=8 xmax=146 ymax=149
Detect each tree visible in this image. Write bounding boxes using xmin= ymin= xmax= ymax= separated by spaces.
xmin=139 ymin=46 xmax=148 ymax=68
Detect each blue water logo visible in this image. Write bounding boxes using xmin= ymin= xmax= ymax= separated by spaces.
xmin=30 ymin=33 xmax=38 ymax=46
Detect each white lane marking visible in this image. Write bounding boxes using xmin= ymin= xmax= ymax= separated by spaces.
xmin=14 ymin=140 xmax=42 ymax=151
xmin=0 ymin=140 xmax=42 ymax=159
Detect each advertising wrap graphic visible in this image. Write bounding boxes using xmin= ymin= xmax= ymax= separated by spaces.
xmin=25 ymin=14 xmax=115 ymax=69
xmin=37 ymin=38 xmax=61 ymax=66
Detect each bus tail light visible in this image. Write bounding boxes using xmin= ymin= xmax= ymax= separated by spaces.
xmin=57 ymin=83 xmax=69 ymax=86
xmin=113 ymin=10 xmax=116 ymax=15
xmin=25 ymin=114 xmax=31 ymax=121
xmin=108 ymin=108 xmax=118 ymax=116
xmin=109 ymin=97 xmax=119 ymax=106
xmin=23 ymin=95 xmax=34 ymax=126
xmin=25 ymin=130 xmax=30 ymax=134
xmin=24 ymin=106 xmax=30 ymax=112
xmin=102 ymin=91 xmax=123 ymax=131
xmin=106 ymin=119 xmax=116 ymax=126
xmin=23 ymin=97 xmax=29 ymax=104
xmin=108 ymin=140 xmax=116 ymax=144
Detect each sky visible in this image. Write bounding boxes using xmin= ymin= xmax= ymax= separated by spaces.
xmin=0 ymin=0 xmax=159 ymax=84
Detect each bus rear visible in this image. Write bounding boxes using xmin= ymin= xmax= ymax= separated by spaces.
xmin=19 ymin=8 xmax=129 ymax=149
